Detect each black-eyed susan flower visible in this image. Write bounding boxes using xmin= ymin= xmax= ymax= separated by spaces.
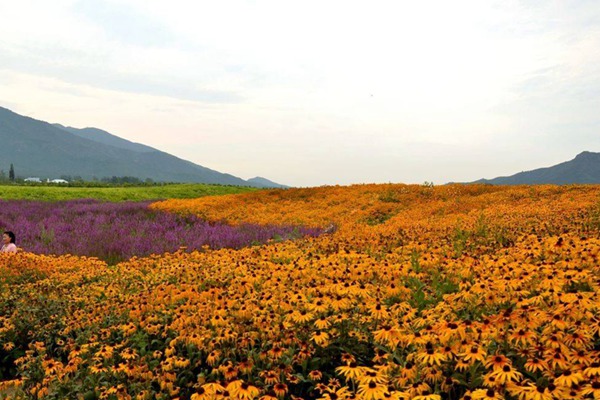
xmin=89 ymin=362 xmax=107 ymax=374
xmin=460 ymin=390 xmax=474 ymax=400
xmin=471 ymin=388 xmax=503 ymax=399
xmin=481 ymin=374 xmax=498 ymax=388
xmin=584 ymin=362 xmax=600 ymax=378
xmin=286 ymin=374 xmax=301 ymax=385
xmin=406 ymin=382 xmax=432 ymax=398
xmin=260 ymin=370 xmax=280 ymax=385
xmin=223 ymin=365 xmax=238 ymax=380
xmin=580 ymin=380 xmax=600 ymax=399
xmin=455 ymin=357 xmax=471 ymax=372
xmin=509 ymin=329 xmax=536 ymax=346
xmin=397 ymin=361 xmax=417 ymax=380
xmin=228 ymin=381 xmax=260 ymax=400
xmin=273 ymin=383 xmax=288 ymax=397
xmin=548 ymin=382 xmax=571 ymax=399
xmin=314 ymin=316 xmax=331 ymax=329
xmin=421 ymin=366 xmax=444 ymax=384
xmin=553 ymin=370 xmax=584 ymax=387
xmin=311 ymin=330 xmax=330 ymax=346
xmin=440 ymin=376 xmax=460 ymax=393
xmin=373 ymin=325 xmax=398 ymax=345
xmin=412 ymin=394 xmax=441 ymax=400
xmin=484 ymin=354 xmax=510 ymax=370
xmin=461 ymin=345 xmax=487 ymax=365
xmin=2 ymin=342 xmax=15 ymax=351
xmin=191 ymin=387 xmax=211 ymax=400
xmin=372 ymin=349 xmax=389 ymax=364
xmin=336 ymin=362 xmax=364 ymax=381
xmin=290 ymin=310 xmax=314 ymax=324
xmin=259 ymin=392 xmax=278 ymax=400
xmin=509 ymin=382 xmax=554 ymax=400
xmin=416 ymin=344 xmax=446 ymax=366
xmin=42 ymin=358 xmax=63 ymax=376
xmin=201 ymin=382 xmax=226 ymax=395
xmin=357 ymin=381 xmax=388 ymax=400
xmin=309 ymin=370 xmax=323 ymax=381
xmin=488 ymin=364 xmax=523 ymax=385
xmin=524 ymin=357 xmax=549 ymax=374
xmin=206 ymin=350 xmax=221 ymax=366
xmin=546 ymin=349 xmax=569 ymax=370
xmin=341 ymin=353 xmax=356 ymax=364
xmin=327 ymin=377 xmax=342 ymax=389
xmin=268 ymin=345 xmax=286 ymax=360
xmin=357 ymin=368 xmax=387 ymax=385
xmin=318 ymin=387 xmax=352 ymax=400
xmin=571 ymin=349 xmax=594 ymax=365
xmin=315 ymin=383 xmax=329 ymax=393
xmin=238 ymin=358 xmax=254 ymax=374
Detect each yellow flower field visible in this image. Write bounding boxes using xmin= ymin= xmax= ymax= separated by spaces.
xmin=1 ymin=184 xmax=600 ymax=399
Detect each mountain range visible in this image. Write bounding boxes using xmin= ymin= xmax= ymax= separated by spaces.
xmin=0 ymin=106 xmax=287 ymax=187
xmin=3 ymin=105 xmax=599 ymax=187
xmin=472 ymin=151 xmax=600 ymax=185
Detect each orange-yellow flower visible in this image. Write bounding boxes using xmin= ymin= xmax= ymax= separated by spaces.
xmin=553 ymin=370 xmax=584 ymax=387
xmin=336 ymin=362 xmax=365 ymax=381
xmin=357 ymin=381 xmax=388 ymax=400
xmin=461 ymin=345 xmax=487 ymax=364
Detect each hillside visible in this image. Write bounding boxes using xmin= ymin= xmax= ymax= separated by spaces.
xmin=53 ymin=124 xmax=157 ymax=153
xmin=246 ymin=176 xmax=289 ymax=188
xmin=473 ymin=151 xmax=600 ymax=184
xmin=0 ymin=106 xmax=275 ymax=186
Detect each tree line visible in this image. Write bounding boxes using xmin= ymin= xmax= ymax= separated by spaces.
xmin=0 ymin=163 xmax=15 ymax=182
xmin=0 ymin=164 xmax=155 ymax=185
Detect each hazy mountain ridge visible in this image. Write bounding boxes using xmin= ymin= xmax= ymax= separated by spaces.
xmin=0 ymin=106 xmax=287 ymax=187
xmin=246 ymin=176 xmax=289 ymax=188
xmin=53 ymin=124 xmax=157 ymax=153
xmin=473 ymin=151 xmax=600 ymax=185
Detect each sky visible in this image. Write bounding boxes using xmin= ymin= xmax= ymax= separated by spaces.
xmin=1 ymin=0 xmax=599 ymax=187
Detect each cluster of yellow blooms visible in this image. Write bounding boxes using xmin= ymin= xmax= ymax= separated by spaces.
xmin=1 ymin=184 xmax=599 ymax=400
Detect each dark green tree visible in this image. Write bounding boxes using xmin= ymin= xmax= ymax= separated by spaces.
xmin=9 ymin=164 xmax=14 ymax=182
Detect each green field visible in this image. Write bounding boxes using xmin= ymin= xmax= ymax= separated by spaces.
xmin=0 ymin=183 xmax=259 ymax=201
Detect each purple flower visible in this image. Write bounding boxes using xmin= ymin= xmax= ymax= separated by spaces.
xmin=0 ymin=199 xmax=322 ymax=263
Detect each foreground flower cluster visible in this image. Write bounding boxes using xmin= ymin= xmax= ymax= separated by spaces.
xmin=1 ymin=184 xmax=600 ymax=399
xmin=0 ymin=199 xmax=321 ymax=263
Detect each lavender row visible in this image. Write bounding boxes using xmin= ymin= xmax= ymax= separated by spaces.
xmin=0 ymin=199 xmax=322 ymax=264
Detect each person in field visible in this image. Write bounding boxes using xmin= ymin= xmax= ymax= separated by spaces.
xmin=1 ymin=231 xmax=18 ymax=253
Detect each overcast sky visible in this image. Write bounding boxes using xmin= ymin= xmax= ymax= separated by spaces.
xmin=1 ymin=0 xmax=599 ymax=186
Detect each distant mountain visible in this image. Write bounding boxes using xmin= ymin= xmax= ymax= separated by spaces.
xmin=0 ymin=106 xmax=285 ymax=187
xmin=246 ymin=176 xmax=289 ymax=189
xmin=473 ymin=151 xmax=600 ymax=185
xmin=53 ymin=124 xmax=157 ymax=153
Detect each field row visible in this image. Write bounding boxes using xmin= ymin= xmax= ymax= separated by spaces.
xmin=0 ymin=183 xmax=256 ymax=202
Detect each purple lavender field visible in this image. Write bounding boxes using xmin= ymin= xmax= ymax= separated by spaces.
xmin=0 ymin=199 xmax=322 ymax=264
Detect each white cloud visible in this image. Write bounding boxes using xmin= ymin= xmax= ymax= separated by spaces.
xmin=1 ymin=0 xmax=599 ymax=186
